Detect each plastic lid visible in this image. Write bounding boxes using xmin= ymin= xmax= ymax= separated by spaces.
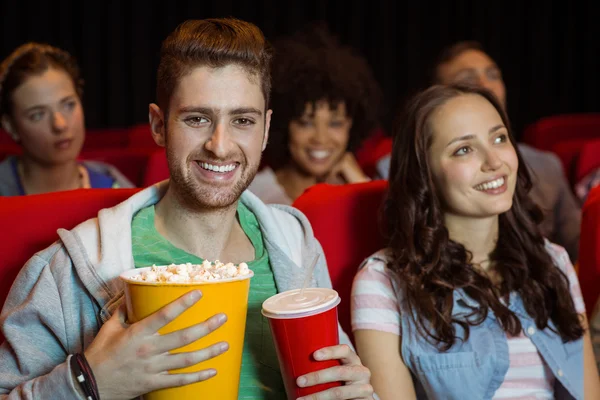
xmin=261 ymin=288 xmax=340 ymax=319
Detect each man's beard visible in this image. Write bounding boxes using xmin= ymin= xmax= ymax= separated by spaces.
xmin=166 ymin=146 xmax=261 ymax=211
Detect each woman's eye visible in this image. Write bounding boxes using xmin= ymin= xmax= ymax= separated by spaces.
xmin=29 ymin=111 xmax=45 ymax=122
xmin=329 ymin=120 xmax=345 ymax=128
xmin=297 ymin=119 xmax=313 ymax=127
xmin=494 ymin=134 xmax=508 ymax=144
xmin=454 ymin=146 xmax=471 ymax=156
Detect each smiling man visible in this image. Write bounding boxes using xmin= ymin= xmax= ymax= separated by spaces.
xmin=0 ymin=19 xmax=374 ymax=400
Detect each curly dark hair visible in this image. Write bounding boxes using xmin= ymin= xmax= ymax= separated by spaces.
xmin=265 ymin=23 xmax=383 ymax=170
xmin=385 ymin=83 xmax=584 ymax=351
xmin=0 ymin=42 xmax=84 ymax=118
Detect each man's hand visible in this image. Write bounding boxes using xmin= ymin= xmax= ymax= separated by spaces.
xmin=296 ymin=344 xmax=374 ymax=400
xmin=84 ymin=290 xmax=229 ymax=400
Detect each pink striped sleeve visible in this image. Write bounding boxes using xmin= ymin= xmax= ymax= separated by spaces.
xmin=351 ymin=258 xmax=401 ymax=335
xmin=546 ymin=242 xmax=586 ymax=314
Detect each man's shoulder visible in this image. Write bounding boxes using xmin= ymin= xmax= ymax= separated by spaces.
xmin=241 ymin=190 xmax=313 ymax=244
xmin=518 ymin=143 xmax=562 ymax=169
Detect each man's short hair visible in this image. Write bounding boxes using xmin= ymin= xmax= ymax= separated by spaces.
xmin=156 ymin=18 xmax=273 ymax=112
xmin=431 ymin=40 xmax=485 ymax=84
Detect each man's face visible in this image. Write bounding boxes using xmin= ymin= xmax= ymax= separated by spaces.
xmin=151 ymin=64 xmax=271 ymax=210
xmin=437 ymin=49 xmax=506 ymax=108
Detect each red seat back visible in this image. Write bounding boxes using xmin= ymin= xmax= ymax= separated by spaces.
xmin=128 ymin=123 xmax=158 ymax=149
xmin=355 ymin=129 xmax=392 ymax=178
xmin=0 ymin=188 xmax=140 ymax=341
xmin=575 ymin=139 xmax=600 ymax=183
xmin=143 ymin=149 xmax=170 ymax=186
xmin=549 ymin=139 xmax=590 ymax=183
xmin=293 ymin=181 xmax=388 ymax=342
xmin=83 ymin=128 xmax=130 ymax=150
xmin=0 ymin=144 xmax=21 ymax=161
xmin=579 ymin=186 xmax=600 ymax=316
xmin=522 ymin=113 xmax=600 ymax=151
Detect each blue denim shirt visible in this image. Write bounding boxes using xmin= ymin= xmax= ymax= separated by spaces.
xmin=369 ymin=253 xmax=584 ymax=400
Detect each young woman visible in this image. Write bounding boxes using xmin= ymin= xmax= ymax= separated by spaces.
xmin=0 ymin=42 xmax=133 ymax=195
xmin=248 ymin=24 xmax=382 ymax=204
xmin=351 ymin=84 xmax=600 ymax=399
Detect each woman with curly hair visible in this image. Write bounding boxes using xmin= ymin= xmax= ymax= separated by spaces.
xmin=248 ymin=24 xmax=382 ymax=204
xmin=0 ymin=43 xmax=133 ymax=195
xmin=351 ymin=84 xmax=600 ymax=399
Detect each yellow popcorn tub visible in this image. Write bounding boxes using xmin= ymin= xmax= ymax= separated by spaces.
xmin=119 ymin=265 xmax=254 ymax=400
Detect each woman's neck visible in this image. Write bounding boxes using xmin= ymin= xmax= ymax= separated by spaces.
xmin=444 ymin=214 xmax=499 ymax=268
xmin=275 ymin=165 xmax=318 ymax=202
xmin=18 ymin=155 xmax=82 ymax=195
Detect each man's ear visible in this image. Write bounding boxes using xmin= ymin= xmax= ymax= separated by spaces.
xmin=1 ymin=116 xmax=19 ymax=143
xmin=262 ymin=109 xmax=272 ymax=152
xmin=149 ymin=103 xmax=166 ymax=147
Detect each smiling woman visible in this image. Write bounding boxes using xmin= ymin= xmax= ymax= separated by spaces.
xmin=351 ymin=84 xmax=600 ymax=399
xmin=0 ymin=43 xmax=133 ymax=196
xmin=248 ymin=23 xmax=383 ymax=205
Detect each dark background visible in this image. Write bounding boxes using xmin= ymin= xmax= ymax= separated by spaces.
xmin=2 ymin=0 xmax=598 ymax=139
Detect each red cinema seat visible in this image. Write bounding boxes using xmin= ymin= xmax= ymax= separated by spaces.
xmin=143 ymin=149 xmax=169 ymax=186
xmin=0 ymin=188 xmax=140 ymax=342
xmin=83 ymin=127 xmax=130 ymax=150
xmin=522 ymin=113 xmax=600 ymax=152
xmin=0 ymin=128 xmax=14 ymax=146
xmin=0 ymin=144 xmax=21 ymax=162
xmin=355 ymin=129 xmax=393 ymax=178
xmin=293 ymin=180 xmax=388 ymax=342
xmin=579 ymin=186 xmax=600 ymax=316
xmin=575 ymin=139 xmax=600 ymax=184
xmin=128 ymin=123 xmax=158 ymax=149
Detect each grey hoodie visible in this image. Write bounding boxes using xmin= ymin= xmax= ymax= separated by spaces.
xmin=0 ymin=181 xmax=351 ymax=399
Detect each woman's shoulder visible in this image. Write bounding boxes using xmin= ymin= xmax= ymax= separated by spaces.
xmin=543 ymin=239 xmax=573 ymax=271
xmin=82 ymin=160 xmax=135 ymax=188
xmin=359 ymin=248 xmax=395 ymax=271
xmin=355 ymin=248 xmax=398 ymax=287
xmin=247 ymin=167 xmax=292 ymax=205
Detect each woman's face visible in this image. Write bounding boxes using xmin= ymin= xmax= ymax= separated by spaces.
xmin=5 ymin=67 xmax=85 ymax=165
xmin=287 ymin=100 xmax=352 ymax=178
xmin=427 ymin=94 xmax=518 ymax=220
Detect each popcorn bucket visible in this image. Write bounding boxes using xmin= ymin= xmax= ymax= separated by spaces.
xmin=119 ymin=266 xmax=253 ymax=400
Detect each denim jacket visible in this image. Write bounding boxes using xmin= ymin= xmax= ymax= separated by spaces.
xmin=369 ymin=249 xmax=583 ymax=400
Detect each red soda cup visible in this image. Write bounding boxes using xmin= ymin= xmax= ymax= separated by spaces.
xmin=262 ymin=288 xmax=342 ymax=399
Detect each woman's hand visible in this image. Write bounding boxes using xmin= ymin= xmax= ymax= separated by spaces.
xmin=327 ymin=153 xmax=370 ymax=184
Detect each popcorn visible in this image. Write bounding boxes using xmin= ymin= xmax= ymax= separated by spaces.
xmin=130 ymin=261 xmax=252 ymax=283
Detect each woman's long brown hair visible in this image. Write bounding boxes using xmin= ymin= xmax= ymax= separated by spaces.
xmin=385 ymin=84 xmax=583 ymax=351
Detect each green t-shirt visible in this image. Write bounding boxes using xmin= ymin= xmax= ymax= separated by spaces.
xmin=131 ymin=203 xmax=286 ymax=399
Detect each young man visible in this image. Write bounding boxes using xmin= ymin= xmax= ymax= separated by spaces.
xmin=0 ymin=19 xmax=374 ymax=400
xmin=377 ymin=41 xmax=581 ymax=262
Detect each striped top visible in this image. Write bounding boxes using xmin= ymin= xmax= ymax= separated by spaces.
xmin=351 ymin=242 xmax=585 ymax=400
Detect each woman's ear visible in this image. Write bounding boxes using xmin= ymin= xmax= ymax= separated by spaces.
xmin=1 ymin=116 xmax=19 ymax=143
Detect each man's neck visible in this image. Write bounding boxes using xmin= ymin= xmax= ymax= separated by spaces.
xmin=154 ymin=185 xmax=254 ymax=263
xmin=18 ymin=156 xmax=81 ymax=195
xmin=444 ymin=213 xmax=499 ymax=268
